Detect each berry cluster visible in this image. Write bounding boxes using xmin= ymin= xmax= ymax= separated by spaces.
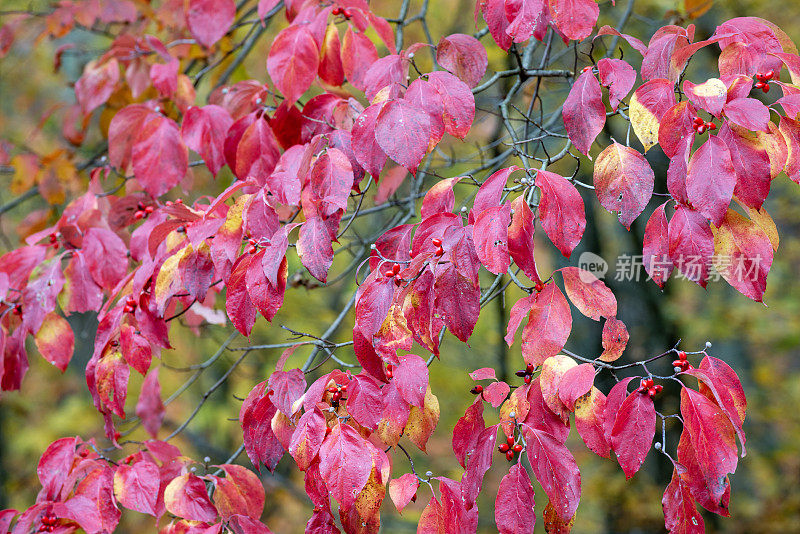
xmin=47 ymin=232 xmax=60 ymax=250
xmin=246 ymin=237 xmax=263 ymax=255
xmin=431 ymin=237 xmax=444 ymax=256
xmin=692 ymin=115 xmax=716 ymax=135
xmin=331 ymin=6 xmax=352 ymax=18
xmin=133 ymin=201 xmax=154 ymax=220
xmin=514 ymin=362 xmax=535 ymax=384
xmin=37 ymin=514 xmax=59 ymax=532
xmin=326 ymin=382 xmax=347 ymax=408
xmin=754 ymin=70 xmax=775 ymax=92
xmin=671 ymin=350 xmax=692 ymax=373
xmin=122 ymin=295 xmax=137 ymax=314
xmin=385 ymin=363 xmax=394 ymax=378
xmin=497 ymin=434 xmax=523 ymax=461
xmin=383 ymin=263 xmax=403 ymax=285
xmin=637 ymin=377 xmax=662 ymax=399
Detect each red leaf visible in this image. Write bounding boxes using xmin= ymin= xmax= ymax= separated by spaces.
xmin=598 ymin=58 xmax=636 ymax=111
xmin=679 ymin=387 xmax=738 ymax=515
xmin=723 ymin=97 xmax=770 ymax=132
xmin=186 ymin=0 xmax=235 ymax=47
xmin=603 ymin=377 xmax=635 ymax=443
xmin=643 ymin=203 xmax=673 ymax=288
xmin=427 ymin=71 xmax=475 ymax=139
xmin=388 ymin=473 xmax=419 ymax=513
xmin=75 ymin=58 xmax=119 ymax=115
xmin=436 ymin=33 xmax=488 ymax=88
xmin=212 ymin=465 xmax=265 ymax=521
xmin=683 ymin=78 xmax=727 ymax=117
xmin=563 ymin=69 xmax=605 ymax=155
xmin=662 ymin=468 xmax=705 ymax=533
xmin=341 ymin=28 xmax=378 ymax=91
xmin=524 ymin=428 xmax=581 ymax=521
xmin=506 ymin=285 xmax=572 ymax=366
xmin=226 ymin=255 xmax=257 ymax=336
xmin=550 ymin=0 xmax=599 ymax=41
xmin=461 ymin=424 xmax=498 ymax=505
xmin=352 ymin=103 xmax=387 ymax=178
xmin=668 ymin=204 xmax=714 ymax=287
xmin=469 ymin=367 xmax=497 ymax=381
xmin=394 ymin=353 xmax=429 ymax=408
xmin=234 ymin=117 xmax=281 ymax=183
xmin=240 ymin=382 xmax=284 ymax=473
xmin=560 ymin=266 xmax=617 ymax=320
xmin=507 ymin=195 xmax=541 ymax=282
xmin=267 ymin=25 xmax=319 ymax=105
xmin=535 ymin=170 xmax=586 ymax=257
xmin=712 ymin=209 xmax=773 ymax=301
xmin=164 ymin=473 xmax=218 ymax=522
xmin=718 ymin=122 xmax=771 ymax=210
xmin=132 ymin=114 xmax=188 ymax=198
xmin=611 ymin=390 xmax=656 ymax=478
xmin=318 ymin=423 xmax=372 ymax=511
xmin=181 ymin=105 xmax=233 ymax=176
xmin=524 ymin=378 xmax=569 ymax=444
xmin=452 ymin=398 xmax=485 ymax=468
xmin=686 ymin=135 xmax=736 ymax=226
xmin=288 ymin=407 xmax=326 ymax=471
xmin=421 ymin=176 xmax=460 ymax=218
xmin=495 ymin=463 xmax=536 ymax=534
xmin=297 ymin=216 xmax=334 ymax=283
xmin=364 ymin=54 xmax=408 ymax=101
xmin=600 ymin=316 xmax=629 ymax=362
xmin=374 ymin=99 xmax=431 ymax=174
xmin=557 ymin=363 xmax=595 ymax=411
xmin=629 ymin=79 xmax=677 ymax=152
xmin=574 ymin=386 xmax=610 ymax=458
xmin=474 ymin=204 xmax=512 ymax=274
xmin=659 ymin=101 xmax=697 ymax=159
xmin=136 ymin=366 xmax=164 ymax=438
xmin=113 ymin=461 xmax=160 ymax=516
xmin=483 ymin=381 xmax=511 ymax=408
xmin=268 ymin=368 xmax=306 ymax=417
xmin=83 ymin=227 xmax=128 ymax=291
xmin=593 ymin=143 xmax=654 ymax=228
xmin=319 ymin=23 xmax=344 ymax=86
xmin=34 ymin=313 xmax=73 ymax=372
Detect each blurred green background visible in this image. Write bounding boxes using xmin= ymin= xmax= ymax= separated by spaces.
xmin=1 ymin=0 xmax=800 ymax=532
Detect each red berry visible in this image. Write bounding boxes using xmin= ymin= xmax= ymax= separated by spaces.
xmin=507 ymin=435 xmax=515 ymax=446
xmin=332 ymin=6 xmax=341 ymax=15
xmin=332 ymin=391 xmax=341 ymax=402
xmin=762 ymin=83 xmax=770 ymax=93
xmin=693 ymin=116 xmax=704 ymax=126
xmin=672 ymin=359 xmax=683 ymax=368
xmin=697 ymin=125 xmax=706 ymax=134
xmin=175 ymin=198 xmax=183 ymax=204
xmin=513 ymin=444 xmax=523 ymax=453
xmin=646 ymin=378 xmax=654 ymax=388
xmin=325 ymin=426 xmax=331 ymax=435
xmin=515 ymin=370 xmax=527 ymax=377
xmin=582 ymin=66 xmax=591 ymax=73
xmin=534 ymin=281 xmax=544 ymax=292
xmin=499 ymin=443 xmax=510 ymax=453
xmin=654 ymin=384 xmax=663 ymax=394
xmin=505 ymin=450 xmax=514 ymax=461
xmin=523 ymin=375 xmax=531 ymax=384
xmin=384 ymin=270 xmax=394 ymax=278
xmin=648 ymin=387 xmax=657 ymax=398
xmin=386 ymin=364 xmax=393 ymax=378
xmin=144 ymin=205 xmax=154 ymax=214
xmin=766 ymin=69 xmax=775 ymax=80
xmin=707 ymin=122 xmax=716 ymax=130
xmin=526 ymin=363 xmax=534 ymax=373
xmin=435 ymin=247 xmax=444 ymax=256
xmin=431 ymin=238 xmax=442 ymax=247
xmin=165 ymin=200 xmax=173 ymax=206
xmin=342 ymin=8 xmax=351 ymax=18
xmin=327 ymin=386 xmax=338 ymax=394
xmin=678 ymin=351 xmax=687 ymax=360
xmin=340 ymin=384 xmax=347 ymax=392
xmin=755 ymin=81 xmax=765 ymax=89
xmin=134 ymin=210 xmax=144 ymax=220
xmin=471 ymin=385 xmax=483 ymax=394
xmin=394 ymin=274 xmax=402 ymax=286
xmin=411 ymin=492 xmax=417 ymax=503
xmin=392 ymin=263 xmax=401 ymax=274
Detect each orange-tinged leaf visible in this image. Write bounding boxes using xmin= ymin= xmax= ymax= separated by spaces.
xmin=593 ymin=143 xmax=654 ymax=229
xmin=540 ymin=355 xmax=577 ymax=422
xmin=747 ymin=206 xmax=779 ymax=251
xmin=712 ymin=209 xmax=773 ymax=302
xmin=560 ymin=267 xmax=617 ymax=320
xmin=388 ymin=473 xmax=418 ymax=513
xmin=164 ymin=473 xmax=218 ymax=523
xmin=629 ymin=79 xmax=676 ymax=152
xmin=34 ymin=312 xmax=73 ymax=371
xmin=211 ymin=464 xmax=265 ymax=520
xmin=113 ymin=461 xmax=159 ymax=516
xmin=154 ymin=245 xmax=191 ymax=315
xmin=574 ymin=386 xmax=609 ymax=458
xmin=404 ymin=386 xmax=440 ymax=452
xmin=600 ymin=317 xmax=629 ymax=362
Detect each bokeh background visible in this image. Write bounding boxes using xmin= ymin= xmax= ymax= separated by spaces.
xmin=1 ymin=0 xmax=800 ymax=532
